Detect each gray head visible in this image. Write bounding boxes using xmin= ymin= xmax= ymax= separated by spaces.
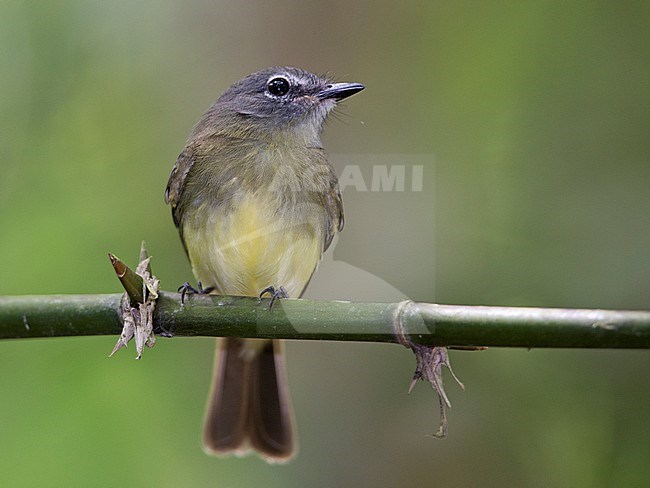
xmin=203 ymin=67 xmax=364 ymax=141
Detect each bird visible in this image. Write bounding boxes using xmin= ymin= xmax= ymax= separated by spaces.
xmin=165 ymin=66 xmax=364 ymax=462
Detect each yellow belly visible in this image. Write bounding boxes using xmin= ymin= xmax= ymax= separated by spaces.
xmin=183 ymin=195 xmax=323 ymax=298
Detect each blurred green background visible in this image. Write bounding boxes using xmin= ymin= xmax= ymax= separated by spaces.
xmin=1 ymin=1 xmax=649 ymax=487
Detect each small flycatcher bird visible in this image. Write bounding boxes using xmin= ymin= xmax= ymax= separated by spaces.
xmin=165 ymin=67 xmax=364 ymax=462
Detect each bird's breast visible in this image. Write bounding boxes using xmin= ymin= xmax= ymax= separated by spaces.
xmin=183 ymin=189 xmax=325 ymax=298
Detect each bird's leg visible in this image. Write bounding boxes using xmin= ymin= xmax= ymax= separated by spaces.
xmin=259 ymin=285 xmax=288 ymax=310
xmin=178 ymin=281 xmax=215 ymax=305
xmin=157 ymin=282 xmax=214 ymax=338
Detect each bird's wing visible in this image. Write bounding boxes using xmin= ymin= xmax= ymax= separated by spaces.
xmin=324 ymin=175 xmax=344 ymax=253
xmin=165 ymin=143 xmax=197 ymax=227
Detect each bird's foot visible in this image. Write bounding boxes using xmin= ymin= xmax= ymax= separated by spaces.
xmin=178 ymin=281 xmax=214 ymax=305
xmin=259 ymin=285 xmax=288 ymax=310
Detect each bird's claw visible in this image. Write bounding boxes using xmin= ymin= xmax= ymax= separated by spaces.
xmin=259 ymin=286 xmax=288 ymax=309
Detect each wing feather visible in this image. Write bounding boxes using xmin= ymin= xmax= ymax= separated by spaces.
xmin=165 ymin=144 xmax=197 ymax=227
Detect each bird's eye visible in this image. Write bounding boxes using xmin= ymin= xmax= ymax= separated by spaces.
xmin=267 ymin=77 xmax=290 ymax=97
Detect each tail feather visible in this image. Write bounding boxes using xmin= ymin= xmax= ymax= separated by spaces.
xmin=249 ymin=340 xmax=296 ymax=461
xmin=203 ymin=338 xmax=250 ymax=455
xmin=202 ymin=338 xmax=296 ymax=462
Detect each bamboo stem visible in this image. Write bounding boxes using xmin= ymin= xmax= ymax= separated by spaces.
xmin=0 ymin=292 xmax=648 ymax=349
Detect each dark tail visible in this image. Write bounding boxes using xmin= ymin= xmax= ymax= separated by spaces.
xmin=202 ymin=338 xmax=297 ymax=462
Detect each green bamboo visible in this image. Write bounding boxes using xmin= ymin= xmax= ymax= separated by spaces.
xmin=108 ymin=253 xmax=145 ymax=305
xmin=0 ymin=292 xmax=648 ymax=348
xmin=0 ymin=294 xmax=124 ymax=339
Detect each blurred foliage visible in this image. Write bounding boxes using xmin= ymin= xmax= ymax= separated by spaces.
xmin=1 ymin=1 xmax=648 ymax=487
